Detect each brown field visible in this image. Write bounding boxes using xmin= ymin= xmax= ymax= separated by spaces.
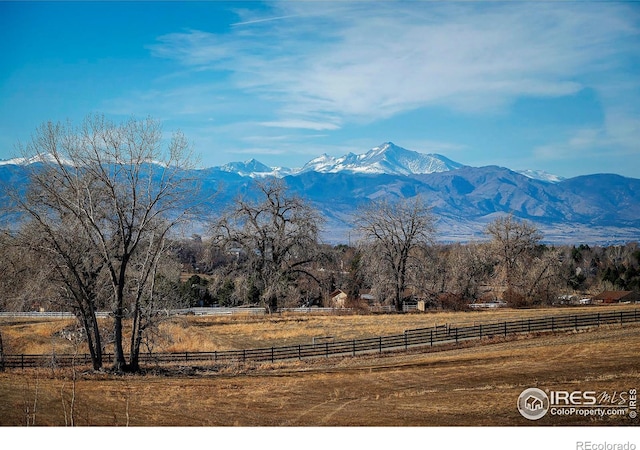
xmin=1 ymin=304 xmax=629 ymax=354
xmin=1 ymin=305 xmax=639 ymax=427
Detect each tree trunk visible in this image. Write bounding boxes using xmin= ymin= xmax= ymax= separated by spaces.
xmin=89 ymin=309 xmax=103 ymax=371
xmin=129 ymin=308 xmax=143 ymax=373
xmin=112 ymin=257 xmax=130 ymax=372
xmin=0 ymin=330 xmax=4 ymax=372
xmin=113 ymin=312 xmax=127 ymax=372
xmin=266 ymin=294 xmax=278 ymax=314
xmin=394 ymin=292 xmax=403 ymax=312
xmin=79 ymin=311 xmax=102 ymax=371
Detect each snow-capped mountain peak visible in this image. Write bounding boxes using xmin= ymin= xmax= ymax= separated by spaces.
xmin=2 ymin=143 xmax=564 ymax=182
xmin=219 ymin=158 xmax=295 ymax=178
xmin=220 ymin=158 xmax=271 ymax=174
xmin=213 ymin=142 xmax=465 ymax=177
xmin=0 ymin=153 xmax=75 ymax=167
xmin=517 ymin=169 xmax=565 ymax=183
xmin=299 ymin=142 xmax=464 ymax=175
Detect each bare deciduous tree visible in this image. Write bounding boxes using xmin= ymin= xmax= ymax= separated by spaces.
xmin=9 ymin=208 xmax=108 ymax=370
xmin=13 ymin=114 xmax=197 ymax=372
xmin=522 ymin=246 xmax=563 ymax=306
xmin=485 ymin=214 xmax=543 ymax=290
xmin=435 ymin=242 xmax=494 ymax=302
xmin=354 ymin=197 xmax=436 ymax=311
xmin=484 ymin=214 xmax=566 ymax=306
xmin=214 ymin=179 xmax=324 ymax=312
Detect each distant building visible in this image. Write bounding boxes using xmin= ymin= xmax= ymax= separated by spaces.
xmin=591 ymin=291 xmax=640 ymax=304
xmin=468 ymin=300 xmax=508 ymax=309
xmin=329 ymin=289 xmax=348 ymax=308
xmin=358 ymin=289 xmax=376 ymax=303
xmin=328 ymin=289 xmax=382 ymax=309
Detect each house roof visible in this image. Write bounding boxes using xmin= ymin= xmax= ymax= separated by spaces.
xmin=592 ymin=291 xmax=634 ymax=301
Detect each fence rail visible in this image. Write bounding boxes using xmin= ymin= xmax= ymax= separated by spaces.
xmin=1 ymin=309 xmax=638 ymax=370
xmin=0 ymin=308 xmax=267 ymax=318
xmin=0 ymin=305 xmax=419 ymax=319
xmin=0 ymin=307 xmax=347 ymax=319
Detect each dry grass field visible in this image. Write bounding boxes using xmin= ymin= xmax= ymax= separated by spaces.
xmin=1 ymin=304 xmax=626 ymax=354
xmin=1 ymin=305 xmax=639 ymax=427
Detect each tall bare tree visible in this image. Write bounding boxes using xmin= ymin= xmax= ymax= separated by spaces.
xmin=13 ymin=114 xmax=197 ymax=372
xmin=214 ymin=179 xmax=324 ymax=312
xmin=432 ymin=242 xmax=494 ymax=303
xmin=485 ymin=214 xmax=543 ymax=288
xmin=522 ymin=246 xmax=563 ymax=306
xmin=484 ymin=214 xmax=555 ymax=306
xmin=354 ymin=197 xmax=436 ymax=311
xmin=20 ymin=221 xmax=108 ymax=370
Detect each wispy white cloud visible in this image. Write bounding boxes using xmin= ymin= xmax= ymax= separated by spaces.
xmin=148 ymin=2 xmax=639 ymax=128
xmin=149 ymin=30 xmax=239 ymax=68
xmin=231 ymin=14 xmax=300 ymax=27
xmin=259 ymin=119 xmax=340 ymax=131
xmin=119 ymin=1 xmax=640 ymax=173
xmin=532 ymin=111 xmax=640 ymax=177
xmin=534 ymin=128 xmax=606 ymax=161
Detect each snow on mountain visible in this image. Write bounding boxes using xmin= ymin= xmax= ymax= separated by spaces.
xmin=0 ymin=157 xmax=24 ymax=166
xmin=213 ymin=142 xmax=463 ymax=178
xmin=0 ymin=154 xmax=75 ymax=166
xmin=0 ymin=143 xmax=562 ymax=183
xmin=517 ymin=169 xmax=565 ymax=183
xmin=219 ymin=158 xmax=294 ymax=178
xmin=298 ymin=142 xmax=464 ymax=175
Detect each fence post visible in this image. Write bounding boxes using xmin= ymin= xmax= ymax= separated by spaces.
xmin=352 ymin=340 xmax=356 ymax=357
xmin=552 ymin=317 xmax=555 ymax=332
xmin=21 ymin=354 xmax=24 ymax=370
xmin=379 ymin=337 xmax=382 ymax=353
xmin=528 ymin=318 xmax=531 ymax=333
xmin=597 ymin=313 xmax=600 ymax=327
xmin=298 ymin=345 xmax=301 ymax=360
xmin=504 ymin=321 xmax=507 ymax=337
xmin=185 ymin=351 xmax=189 ymax=362
xmin=325 ymin=342 xmax=329 ymax=358
xmin=404 ymin=332 xmax=408 ymax=350
xmin=620 ymin=311 xmax=624 ymax=326
xmin=430 ymin=330 xmax=433 ymax=346
xmin=574 ymin=315 xmax=578 ymax=331
xmin=271 ymin=347 xmax=274 ymax=363
xmin=455 ymin=328 xmax=458 ymax=344
xmin=479 ymin=324 xmax=482 ymax=339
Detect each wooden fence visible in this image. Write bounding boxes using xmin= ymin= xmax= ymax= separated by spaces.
xmin=1 ymin=309 xmax=638 ymax=370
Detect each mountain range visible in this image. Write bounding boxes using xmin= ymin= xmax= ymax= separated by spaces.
xmin=1 ymin=142 xmax=638 ymax=245
xmin=211 ymin=142 xmax=560 ymax=181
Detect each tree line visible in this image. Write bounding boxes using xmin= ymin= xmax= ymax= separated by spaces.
xmin=176 ymin=211 xmax=640 ymax=311
xmin=1 ymin=115 xmax=638 ymax=372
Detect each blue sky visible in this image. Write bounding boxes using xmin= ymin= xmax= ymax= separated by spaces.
xmin=1 ymin=1 xmax=639 ymax=178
